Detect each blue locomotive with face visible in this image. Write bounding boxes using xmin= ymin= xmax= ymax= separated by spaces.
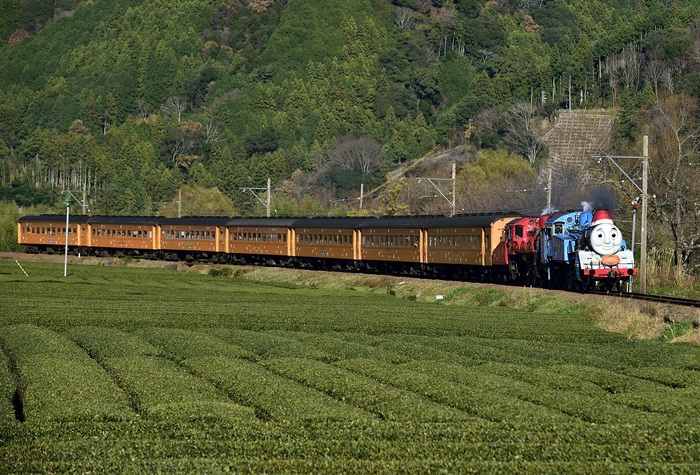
xmin=537 ymin=208 xmax=636 ymax=291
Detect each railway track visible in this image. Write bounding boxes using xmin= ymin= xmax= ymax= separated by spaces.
xmin=592 ymin=290 xmax=700 ymax=308
xmin=3 ymin=252 xmax=699 ymax=308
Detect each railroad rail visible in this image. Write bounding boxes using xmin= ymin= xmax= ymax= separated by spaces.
xmin=592 ymin=290 xmax=700 ymax=308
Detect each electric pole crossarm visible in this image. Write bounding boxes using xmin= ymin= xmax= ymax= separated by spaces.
xmin=424 ymin=178 xmax=453 ymax=207
xmin=592 ymin=154 xmax=646 ymax=197
xmin=241 ymin=177 xmax=272 ymax=217
xmin=241 ymin=188 xmax=268 ymax=207
xmin=418 ymin=162 xmax=457 ymax=217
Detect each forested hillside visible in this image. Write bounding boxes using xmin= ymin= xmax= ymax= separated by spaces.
xmin=1 ymin=0 xmax=699 ymax=272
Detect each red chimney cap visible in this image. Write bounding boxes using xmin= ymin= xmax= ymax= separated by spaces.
xmin=591 ymin=209 xmax=613 ymax=225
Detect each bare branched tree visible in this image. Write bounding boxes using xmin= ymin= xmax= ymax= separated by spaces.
xmin=393 ymin=7 xmax=415 ymax=30
xmin=161 ymin=97 xmax=188 ymax=122
xmin=645 ymin=60 xmax=669 ymax=99
xmin=478 ymin=49 xmax=495 ymax=63
xmin=611 ymin=49 xmax=644 ymax=90
xmin=649 ymin=94 xmax=700 ymax=275
xmin=503 ymin=102 xmax=543 ymax=164
xmin=331 ymin=135 xmax=386 ymax=179
xmin=202 ymin=119 xmax=226 ymax=144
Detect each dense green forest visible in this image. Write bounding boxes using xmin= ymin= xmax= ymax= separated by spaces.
xmin=1 ymin=0 xmax=699 ymax=274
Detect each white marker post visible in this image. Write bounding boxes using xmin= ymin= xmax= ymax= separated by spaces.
xmin=64 ymin=196 xmax=70 ymax=277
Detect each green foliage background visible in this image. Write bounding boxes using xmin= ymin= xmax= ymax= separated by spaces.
xmin=0 ymin=0 xmax=699 ymax=216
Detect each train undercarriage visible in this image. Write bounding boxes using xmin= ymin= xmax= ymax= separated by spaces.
xmin=24 ymin=244 xmax=630 ymax=293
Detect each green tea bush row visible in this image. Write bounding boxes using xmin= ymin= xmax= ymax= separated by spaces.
xmin=405 ymin=360 xmax=666 ymax=425
xmin=330 ymin=332 xmax=476 ymax=364
xmin=131 ymin=327 xmax=258 ymax=362
xmin=478 ymin=362 xmax=700 ymax=418
xmin=1 ymin=324 xmax=134 ymax=422
xmin=623 ymin=366 xmax=700 ymax=389
xmin=412 ymin=334 xmax=545 ymax=366
xmin=263 ymin=357 xmax=471 ymax=422
xmin=183 ymin=356 xmax=372 ymax=422
xmin=482 ymin=362 xmax=620 ymax=398
xmin=546 ymin=363 xmax=656 ymax=394
xmin=276 ymin=331 xmax=409 ymax=364
xmin=65 ymin=326 xmax=161 ymax=360
xmin=335 ymin=357 xmax=573 ymax=426
xmin=204 ymin=328 xmax=335 ymax=361
xmin=101 ymin=356 xmax=255 ymax=422
xmin=7 ymin=418 xmax=700 ymax=471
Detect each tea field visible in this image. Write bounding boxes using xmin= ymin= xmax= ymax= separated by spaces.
xmin=2 ymin=260 xmax=700 ymax=473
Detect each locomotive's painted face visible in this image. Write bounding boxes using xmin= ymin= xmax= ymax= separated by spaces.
xmin=589 ymin=222 xmax=623 ymax=255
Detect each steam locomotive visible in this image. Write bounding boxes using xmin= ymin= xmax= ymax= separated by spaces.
xmin=17 ymin=209 xmax=636 ymax=292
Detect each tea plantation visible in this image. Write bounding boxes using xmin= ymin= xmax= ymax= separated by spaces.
xmin=2 ymin=261 xmax=700 ymax=473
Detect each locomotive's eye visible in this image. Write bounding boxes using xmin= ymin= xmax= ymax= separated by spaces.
xmin=611 ymin=233 xmax=617 ymax=238
xmin=597 ymin=233 xmax=603 ymax=239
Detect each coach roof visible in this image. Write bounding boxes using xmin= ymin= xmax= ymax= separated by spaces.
xmin=226 ymin=217 xmax=298 ymax=227
xmin=88 ymin=216 xmax=161 ymax=225
xmin=159 ymin=216 xmax=231 ymax=226
xmin=19 ymin=214 xmax=91 ymax=223
xmin=358 ymin=214 xmax=516 ymax=229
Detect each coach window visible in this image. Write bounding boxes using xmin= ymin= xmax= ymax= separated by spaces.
xmin=515 ymin=226 xmax=524 ymax=239
xmin=554 ymin=223 xmax=564 ymax=235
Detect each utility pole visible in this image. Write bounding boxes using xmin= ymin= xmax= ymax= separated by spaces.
xmin=451 ymin=162 xmax=456 ymax=217
xmin=359 ymin=183 xmax=364 ymax=213
xmin=64 ymin=196 xmax=70 ymax=278
xmin=61 ymin=190 xmax=89 ymax=278
xmin=546 ymin=167 xmax=552 ymax=210
xmin=640 ymin=136 xmax=648 ymax=294
xmin=592 ymin=135 xmax=649 ymax=293
xmin=266 ymin=177 xmax=271 ymax=218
